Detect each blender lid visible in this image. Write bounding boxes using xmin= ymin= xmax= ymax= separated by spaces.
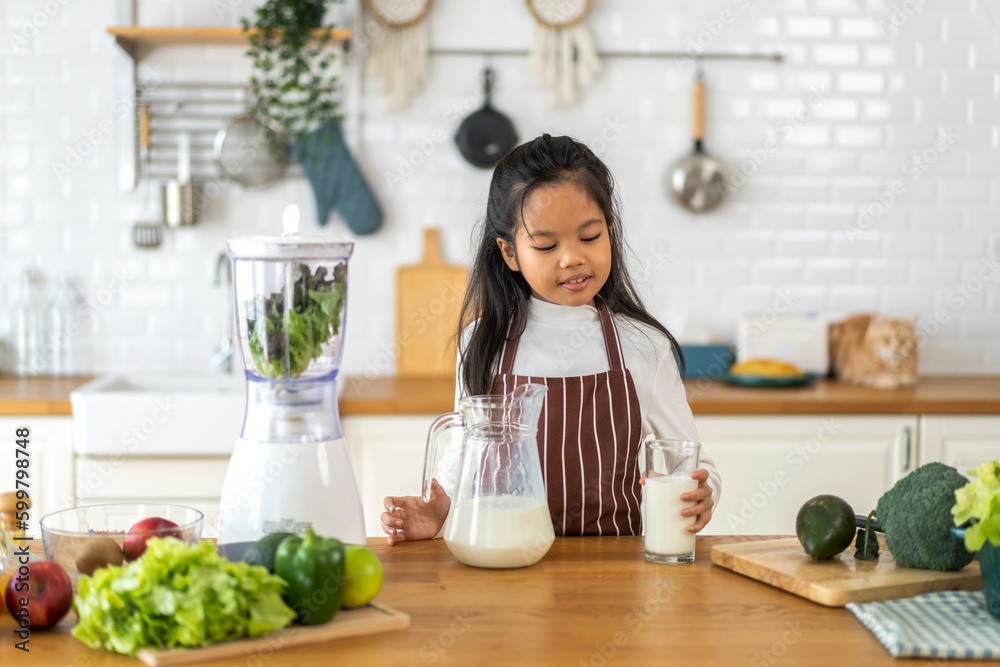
xmin=228 ymin=204 xmax=354 ymax=260
xmin=227 ymin=236 xmax=354 ymax=260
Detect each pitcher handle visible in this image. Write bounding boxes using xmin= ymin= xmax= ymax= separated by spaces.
xmin=422 ymin=412 xmax=462 ymax=503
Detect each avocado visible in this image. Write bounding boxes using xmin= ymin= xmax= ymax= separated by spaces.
xmin=796 ymin=495 xmax=856 ymax=560
xmin=242 ymin=532 xmax=295 ymax=573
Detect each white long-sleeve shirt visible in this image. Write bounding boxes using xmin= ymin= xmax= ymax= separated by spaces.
xmin=436 ymin=297 xmax=722 ymax=516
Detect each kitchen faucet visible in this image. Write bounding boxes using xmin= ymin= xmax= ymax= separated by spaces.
xmin=211 ymin=251 xmax=235 ymax=374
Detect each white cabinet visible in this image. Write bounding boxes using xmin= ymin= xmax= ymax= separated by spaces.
xmin=342 ymin=415 xmax=433 ymax=538
xmin=0 ymin=416 xmax=75 ymax=532
xmin=694 ymin=415 xmax=917 ymax=536
xmin=919 ymin=416 xmax=1000 ymax=474
xmin=75 ymin=456 xmax=230 ymax=537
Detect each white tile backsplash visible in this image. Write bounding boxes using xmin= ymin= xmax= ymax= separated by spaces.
xmin=0 ymin=0 xmax=997 ymax=377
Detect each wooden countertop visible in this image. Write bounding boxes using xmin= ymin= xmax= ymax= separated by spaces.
xmin=3 ymin=374 xmax=999 ymax=417
xmin=4 ymin=535 xmax=988 ymax=666
xmin=684 ymin=375 xmax=1000 ymax=415
xmin=338 ymin=375 xmax=1000 ymax=416
xmin=0 ymin=375 xmax=93 ymax=416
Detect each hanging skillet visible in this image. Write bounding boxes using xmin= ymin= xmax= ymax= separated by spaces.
xmin=668 ymin=69 xmax=726 ymax=213
xmin=455 ymin=67 xmax=518 ymax=169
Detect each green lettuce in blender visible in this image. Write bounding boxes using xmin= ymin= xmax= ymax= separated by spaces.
xmin=248 ymin=263 xmax=345 ymax=379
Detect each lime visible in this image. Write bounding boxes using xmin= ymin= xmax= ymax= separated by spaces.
xmin=342 ymin=545 xmax=383 ymax=608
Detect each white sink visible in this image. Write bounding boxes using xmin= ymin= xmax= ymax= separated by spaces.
xmin=70 ymin=373 xmax=247 ymax=456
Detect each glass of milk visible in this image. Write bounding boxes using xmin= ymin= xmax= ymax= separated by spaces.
xmin=643 ymin=440 xmax=701 ymax=564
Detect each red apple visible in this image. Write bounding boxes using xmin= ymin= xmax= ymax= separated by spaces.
xmin=123 ymin=517 xmax=182 ymax=561
xmin=4 ymin=560 xmax=73 ymax=630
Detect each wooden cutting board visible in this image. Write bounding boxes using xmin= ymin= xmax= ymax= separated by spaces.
xmin=136 ymin=602 xmax=409 ymax=666
xmin=396 ymin=228 xmax=468 ymax=378
xmin=711 ymin=537 xmax=982 ymax=607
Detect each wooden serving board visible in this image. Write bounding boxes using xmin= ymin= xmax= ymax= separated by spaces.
xmin=711 ymin=537 xmax=982 ymax=607
xmin=396 ymin=227 xmax=468 ymax=378
xmin=135 ymin=602 xmax=409 ymax=666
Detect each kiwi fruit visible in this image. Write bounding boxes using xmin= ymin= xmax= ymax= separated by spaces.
xmin=75 ymin=537 xmax=124 ymax=576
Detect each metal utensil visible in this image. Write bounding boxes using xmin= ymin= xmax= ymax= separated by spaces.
xmin=162 ymin=128 xmax=201 ymax=226
xmin=668 ymin=69 xmax=726 ymax=213
xmin=132 ymin=221 xmax=162 ymax=248
xmin=162 ymin=180 xmax=201 ymax=227
xmin=213 ymin=113 xmax=289 ymax=189
xmin=132 ymin=103 xmax=163 ymax=249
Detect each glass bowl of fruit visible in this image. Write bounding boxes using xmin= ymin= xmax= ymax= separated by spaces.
xmin=40 ymin=503 xmax=203 ymax=583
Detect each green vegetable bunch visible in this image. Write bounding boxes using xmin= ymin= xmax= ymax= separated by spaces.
xmin=72 ymin=537 xmax=295 ymax=656
xmin=248 ymin=263 xmax=346 ymax=379
xmin=876 ymin=462 xmax=976 ymax=571
xmin=952 ymin=459 xmax=1000 ymax=552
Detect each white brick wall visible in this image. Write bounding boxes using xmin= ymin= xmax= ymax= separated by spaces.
xmin=0 ymin=0 xmax=998 ymax=377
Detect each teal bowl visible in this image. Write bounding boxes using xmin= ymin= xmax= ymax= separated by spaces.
xmin=952 ymin=526 xmax=1000 ymax=620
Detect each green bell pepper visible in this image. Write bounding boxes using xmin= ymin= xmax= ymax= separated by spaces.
xmin=274 ymin=529 xmax=345 ymax=625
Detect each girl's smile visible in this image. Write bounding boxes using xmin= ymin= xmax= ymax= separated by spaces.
xmin=561 ymin=275 xmax=591 ymax=291
xmin=497 ymin=182 xmax=612 ymax=307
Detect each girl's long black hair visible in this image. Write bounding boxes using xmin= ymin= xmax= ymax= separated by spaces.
xmin=458 ymin=134 xmax=685 ymax=396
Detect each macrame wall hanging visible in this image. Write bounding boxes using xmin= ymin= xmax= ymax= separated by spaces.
xmin=526 ymin=0 xmax=601 ymax=107
xmin=365 ymin=0 xmax=434 ymax=111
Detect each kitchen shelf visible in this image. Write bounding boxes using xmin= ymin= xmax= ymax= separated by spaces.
xmin=107 ymin=25 xmax=352 ymax=191
xmin=107 ymin=26 xmax=352 ymax=59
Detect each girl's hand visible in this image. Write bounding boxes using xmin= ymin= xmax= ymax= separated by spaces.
xmin=639 ymin=468 xmax=715 ymax=533
xmin=680 ymin=469 xmax=714 ymax=533
xmin=381 ymin=478 xmax=451 ymax=546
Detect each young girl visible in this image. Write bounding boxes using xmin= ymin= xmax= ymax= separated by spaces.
xmin=382 ymin=134 xmax=720 ymax=542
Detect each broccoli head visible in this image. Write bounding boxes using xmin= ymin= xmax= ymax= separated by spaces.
xmin=876 ymin=462 xmax=976 ymax=571
xmin=855 ymin=511 xmax=879 ymax=561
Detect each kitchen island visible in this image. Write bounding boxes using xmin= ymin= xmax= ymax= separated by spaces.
xmin=3 ymin=536 xmax=994 ymax=666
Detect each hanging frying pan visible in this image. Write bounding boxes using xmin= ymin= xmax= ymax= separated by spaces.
xmin=668 ymin=70 xmax=726 ymax=213
xmin=455 ymin=67 xmax=518 ymax=169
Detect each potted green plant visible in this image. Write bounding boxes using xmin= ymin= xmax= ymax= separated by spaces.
xmin=241 ymin=0 xmax=343 ymax=149
xmin=952 ymin=460 xmax=1000 ymax=619
xmin=241 ymin=0 xmax=383 ymax=235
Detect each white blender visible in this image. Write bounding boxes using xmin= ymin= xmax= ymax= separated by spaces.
xmin=217 ymin=205 xmax=365 ymax=559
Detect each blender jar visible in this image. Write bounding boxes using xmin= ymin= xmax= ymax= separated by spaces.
xmin=229 ymin=236 xmax=352 ymax=382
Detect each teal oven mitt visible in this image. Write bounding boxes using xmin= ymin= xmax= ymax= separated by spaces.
xmin=293 ymin=122 xmax=383 ymax=235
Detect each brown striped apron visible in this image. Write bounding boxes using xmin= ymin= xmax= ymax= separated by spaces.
xmin=490 ymin=297 xmax=644 ymax=536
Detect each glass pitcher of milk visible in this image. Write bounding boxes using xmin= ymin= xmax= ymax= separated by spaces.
xmin=423 ymin=383 xmax=554 ymax=569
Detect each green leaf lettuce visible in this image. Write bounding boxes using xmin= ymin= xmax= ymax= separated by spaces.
xmin=71 ymin=537 xmax=295 ymax=655
xmin=952 ymin=460 xmax=1000 ymax=552
xmin=247 ymin=263 xmax=345 ymax=379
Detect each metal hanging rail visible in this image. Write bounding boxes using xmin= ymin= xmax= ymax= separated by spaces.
xmin=426 ymin=48 xmax=783 ymax=63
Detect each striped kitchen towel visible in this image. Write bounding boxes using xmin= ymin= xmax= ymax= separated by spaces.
xmin=847 ymin=591 xmax=1000 ymax=659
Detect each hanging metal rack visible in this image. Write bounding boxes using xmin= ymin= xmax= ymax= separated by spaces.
xmin=426 ymin=48 xmax=783 ymax=63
